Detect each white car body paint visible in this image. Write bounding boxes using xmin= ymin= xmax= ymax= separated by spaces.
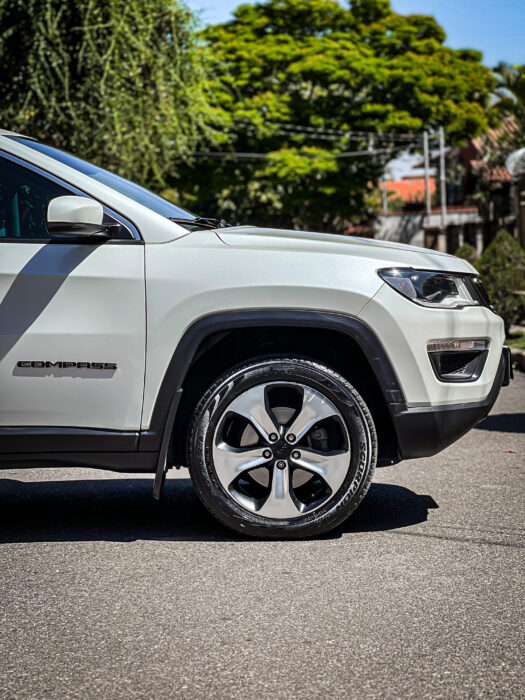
xmin=0 ymin=131 xmax=505 ymax=436
xmin=359 ymin=284 xmax=505 ymax=406
xmin=47 ymin=195 xmax=104 ymax=226
xmin=0 ymin=241 xmax=145 ymax=428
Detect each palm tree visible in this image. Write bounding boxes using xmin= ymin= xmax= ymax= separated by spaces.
xmin=489 ymin=62 xmax=525 ymax=150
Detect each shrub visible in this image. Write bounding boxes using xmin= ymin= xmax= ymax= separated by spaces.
xmin=475 ymin=229 xmax=525 ymax=335
xmin=454 ymin=243 xmax=477 ymax=265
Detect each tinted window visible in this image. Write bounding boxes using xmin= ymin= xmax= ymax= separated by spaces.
xmin=10 ymin=137 xmax=195 ymax=221
xmin=0 ymin=157 xmax=70 ymax=239
xmin=0 ymin=156 xmax=131 ymax=240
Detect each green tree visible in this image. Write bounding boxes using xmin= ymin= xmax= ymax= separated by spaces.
xmin=476 ymin=229 xmax=525 ymax=335
xmin=469 ymin=64 xmax=524 ymax=227
xmin=177 ymin=0 xmax=495 ymax=230
xmin=0 ymin=0 xmax=224 ymax=186
xmin=481 ymin=62 xmax=525 ymax=166
xmin=491 ymin=63 xmax=525 ymax=135
xmin=454 ymin=243 xmax=477 ymax=265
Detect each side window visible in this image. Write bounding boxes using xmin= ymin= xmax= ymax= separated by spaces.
xmin=0 ymin=157 xmax=131 ymax=240
xmin=0 ymin=157 xmax=69 ymax=239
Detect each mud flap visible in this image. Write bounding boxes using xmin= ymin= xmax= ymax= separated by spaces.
xmin=152 ymin=389 xmax=182 ymax=500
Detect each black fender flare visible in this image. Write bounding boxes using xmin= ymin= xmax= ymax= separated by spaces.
xmin=140 ymin=309 xmax=407 ymax=455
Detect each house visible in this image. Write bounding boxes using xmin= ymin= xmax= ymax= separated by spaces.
xmin=374 ymin=124 xmax=516 ymax=254
xmin=374 ymin=174 xmax=482 ymax=254
xmin=382 ymin=175 xmax=436 ymax=208
xmin=506 ymin=147 xmax=525 ymax=247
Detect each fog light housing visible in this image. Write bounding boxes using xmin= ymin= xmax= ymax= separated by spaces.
xmin=427 ymin=338 xmax=489 ymax=382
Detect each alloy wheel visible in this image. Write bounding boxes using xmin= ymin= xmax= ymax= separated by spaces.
xmin=212 ymin=382 xmax=351 ymax=519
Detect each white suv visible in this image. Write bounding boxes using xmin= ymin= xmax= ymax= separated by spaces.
xmin=0 ymin=131 xmax=512 ymax=538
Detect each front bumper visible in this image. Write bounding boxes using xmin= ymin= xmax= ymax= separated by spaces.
xmin=359 ymin=284 xmax=506 ymax=406
xmin=393 ymin=349 xmax=509 ymax=460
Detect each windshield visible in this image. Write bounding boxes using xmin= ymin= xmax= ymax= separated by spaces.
xmin=9 ymin=137 xmax=195 ymax=221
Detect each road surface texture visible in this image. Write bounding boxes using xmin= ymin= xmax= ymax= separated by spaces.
xmin=1 ymin=373 xmax=524 ymax=699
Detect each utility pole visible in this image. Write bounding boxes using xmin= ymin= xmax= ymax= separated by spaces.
xmin=438 ymin=126 xmax=447 ymax=252
xmin=423 ymin=131 xmax=431 ymax=216
xmin=381 ymin=175 xmax=388 ymax=214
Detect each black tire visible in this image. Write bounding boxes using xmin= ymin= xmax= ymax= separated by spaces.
xmin=187 ymin=357 xmax=377 ymax=539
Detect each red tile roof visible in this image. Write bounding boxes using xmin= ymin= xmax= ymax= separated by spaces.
xmin=383 ymin=177 xmax=436 ymax=203
xmin=471 ymin=161 xmax=511 ymax=182
xmin=471 ymin=118 xmax=519 ymax=152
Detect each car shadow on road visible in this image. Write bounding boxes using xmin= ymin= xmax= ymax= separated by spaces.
xmin=475 ymin=413 xmax=525 ymax=434
xmin=0 ymin=477 xmax=438 ymax=544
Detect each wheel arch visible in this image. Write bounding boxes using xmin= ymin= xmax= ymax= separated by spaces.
xmin=140 ymin=310 xmax=407 ymax=467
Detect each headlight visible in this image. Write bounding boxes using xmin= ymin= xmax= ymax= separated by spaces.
xmin=378 ymin=268 xmax=491 ymax=309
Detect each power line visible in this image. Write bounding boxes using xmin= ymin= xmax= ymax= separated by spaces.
xmin=335 ymin=148 xmax=394 ymax=159
xmin=190 ymin=148 xmax=395 ymax=160
xmin=189 ymin=122 xmax=444 ymax=163
xmin=233 ymin=117 xmax=437 ymax=143
xmin=236 ymin=117 xmax=410 ymax=138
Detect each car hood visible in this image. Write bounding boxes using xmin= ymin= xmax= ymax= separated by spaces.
xmin=214 ymin=226 xmax=476 ymax=273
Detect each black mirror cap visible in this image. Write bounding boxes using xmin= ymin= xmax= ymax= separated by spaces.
xmin=46 ymin=220 xmax=116 ymax=241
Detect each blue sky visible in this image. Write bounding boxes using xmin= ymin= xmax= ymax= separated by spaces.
xmin=186 ymin=0 xmax=524 ymax=67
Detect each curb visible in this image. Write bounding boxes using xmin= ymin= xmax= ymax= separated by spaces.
xmin=510 ymin=347 xmax=525 ymax=373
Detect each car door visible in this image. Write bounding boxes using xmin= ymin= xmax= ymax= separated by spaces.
xmin=0 ymin=153 xmax=146 ymax=450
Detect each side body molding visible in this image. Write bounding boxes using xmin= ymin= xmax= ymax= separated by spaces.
xmin=139 ymin=309 xmax=407 ymax=454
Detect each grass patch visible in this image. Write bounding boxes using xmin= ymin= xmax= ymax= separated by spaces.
xmin=507 ymin=331 xmax=525 ymax=350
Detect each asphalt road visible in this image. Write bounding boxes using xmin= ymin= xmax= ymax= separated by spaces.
xmin=1 ymin=374 xmax=524 ymax=699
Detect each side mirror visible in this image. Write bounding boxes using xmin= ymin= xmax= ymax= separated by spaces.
xmin=46 ymin=196 xmax=112 ymax=239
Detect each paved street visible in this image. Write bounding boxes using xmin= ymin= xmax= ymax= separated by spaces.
xmin=1 ymin=373 xmax=524 ymax=699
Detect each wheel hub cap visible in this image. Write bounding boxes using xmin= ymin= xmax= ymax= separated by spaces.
xmin=273 ymin=440 xmax=292 ymax=461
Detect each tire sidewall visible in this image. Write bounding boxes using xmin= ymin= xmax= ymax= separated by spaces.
xmin=188 ymin=357 xmax=376 ymax=538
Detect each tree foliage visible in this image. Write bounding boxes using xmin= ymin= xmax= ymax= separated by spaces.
xmin=177 ymin=0 xmax=496 ymax=230
xmin=476 ymin=229 xmax=525 ymax=335
xmin=484 ymin=62 xmax=525 ymax=162
xmin=0 ymin=0 xmax=223 ymax=186
xmin=491 ymin=63 xmax=525 ymax=131
xmin=454 ymin=243 xmax=477 ymax=265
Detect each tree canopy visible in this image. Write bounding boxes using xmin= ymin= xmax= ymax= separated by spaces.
xmin=491 ymin=62 xmax=525 ymax=129
xmin=0 ymin=0 xmax=223 ymax=186
xmin=486 ymin=62 xmax=525 ymax=158
xmin=177 ymin=0 xmax=496 ymax=230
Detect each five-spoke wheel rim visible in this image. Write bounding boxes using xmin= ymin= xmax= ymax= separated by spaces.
xmin=212 ymin=382 xmax=351 ymax=519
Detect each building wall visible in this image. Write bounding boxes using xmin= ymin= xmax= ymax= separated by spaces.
xmin=374 ymin=213 xmax=426 ymax=246
xmin=375 ymin=210 xmax=483 ymax=253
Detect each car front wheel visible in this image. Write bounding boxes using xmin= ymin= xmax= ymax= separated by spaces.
xmin=188 ymin=357 xmax=377 ymax=538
